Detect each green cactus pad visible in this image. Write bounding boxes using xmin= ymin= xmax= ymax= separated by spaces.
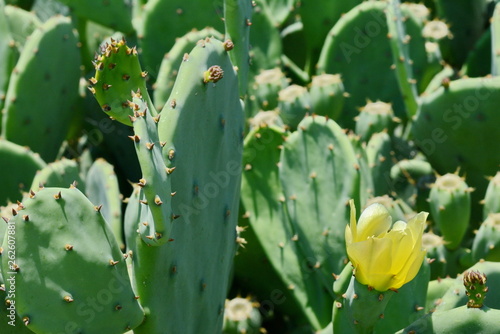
xmin=128 ymin=37 xmax=244 ymax=333
xmin=413 ymin=66 xmax=500 ymax=227
xmin=0 ymin=187 xmax=144 ymax=334
xmin=0 ymin=139 xmax=46 ymax=206
xmin=277 ymin=84 xmax=311 ymax=130
xmin=308 ymin=73 xmax=345 ymax=121
xmin=299 ymin=0 xmax=362 ymax=74
xmin=128 ymin=93 xmax=174 ymax=246
xmin=434 ymin=261 xmax=500 ymax=312
xmin=355 ymin=101 xmax=397 ymax=142
xmin=57 ymin=0 xmax=134 ymax=35
xmin=2 ymin=15 xmax=81 ymax=162
xmin=316 ymin=1 xmax=402 ymax=126
xmin=153 ymin=27 xmax=223 ymax=111
xmin=365 ymin=132 xmax=394 ymax=196
xmin=86 ymin=158 xmax=124 ymax=250
xmin=472 ymin=214 xmax=500 ymax=262
xmin=483 ymin=171 xmax=500 ymax=218
xmin=428 ymin=173 xmax=472 ymax=250
xmin=30 ymin=157 xmax=85 ymax=193
xmin=3 ymin=4 xmax=41 ymax=50
xmin=433 ymin=0 xmax=488 ymax=68
xmin=0 ymin=5 xmax=18 ymax=132
xmin=224 ymin=0 xmax=252 ymax=97
xmin=90 ymin=38 xmax=154 ymax=126
xmin=239 ymin=125 xmax=333 ymax=330
xmin=280 ymin=115 xmax=361 ymax=281
xmin=139 ymin=0 xmax=225 ymax=76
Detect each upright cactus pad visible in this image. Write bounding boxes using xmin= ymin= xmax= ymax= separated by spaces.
xmin=429 ymin=173 xmax=472 ymax=250
xmin=280 ymin=115 xmax=361 ymax=282
xmin=90 ymin=38 xmax=153 ymax=126
xmin=0 ymin=187 xmax=144 ymax=333
xmin=128 ymin=37 xmax=244 ymax=333
xmin=30 ymin=157 xmax=85 ymax=192
xmin=153 ymin=27 xmax=223 ymax=111
xmin=139 ymin=0 xmax=225 ymax=74
xmin=239 ymin=125 xmax=333 ymax=330
xmin=0 ymin=139 xmax=46 ymax=206
xmin=2 ymin=15 xmax=81 ymax=162
xmin=412 ymin=77 xmax=500 ymax=220
xmin=56 ymin=0 xmax=134 ymax=35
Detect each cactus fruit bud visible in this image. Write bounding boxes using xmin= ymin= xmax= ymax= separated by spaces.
xmin=203 ymin=65 xmax=224 ymax=83
xmin=463 ymin=270 xmax=488 ymax=308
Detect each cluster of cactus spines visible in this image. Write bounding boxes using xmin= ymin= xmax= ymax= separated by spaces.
xmin=482 ymin=171 xmax=500 ymax=218
xmin=0 ymin=139 xmax=46 ymax=207
xmin=153 ymin=27 xmax=224 ymax=111
xmin=0 ymin=187 xmax=144 ymax=334
xmin=472 ymin=214 xmax=500 ymax=262
xmin=2 ymin=15 xmax=81 ymax=163
xmin=30 ymin=157 xmax=85 ymax=193
xmin=428 ymin=173 xmax=473 ymax=250
xmin=90 ymin=37 xmax=153 ymax=126
xmin=126 ymin=92 xmax=174 ymax=247
xmin=308 ymin=73 xmax=345 ymax=121
xmin=463 ymin=270 xmax=488 ymax=308
xmin=222 ymin=296 xmax=263 ymax=334
xmin=85 ymin=158 xmax=125 ymax=250
xmin=238 ymin=124 xmax=332 ymax=329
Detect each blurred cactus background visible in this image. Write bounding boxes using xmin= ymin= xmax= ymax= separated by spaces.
xmin=1 ymin=0 xmax=500 ymax=333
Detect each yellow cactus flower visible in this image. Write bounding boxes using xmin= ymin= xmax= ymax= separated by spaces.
xmin=345 ymin=200 xmax=428 ymax=291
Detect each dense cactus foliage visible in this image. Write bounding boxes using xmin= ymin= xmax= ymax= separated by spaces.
xmin=1 ymin=0 xmax=500 ymax=333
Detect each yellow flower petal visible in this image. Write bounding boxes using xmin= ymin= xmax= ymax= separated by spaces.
xmin=356 ymin=203 xmax=392 ymax=241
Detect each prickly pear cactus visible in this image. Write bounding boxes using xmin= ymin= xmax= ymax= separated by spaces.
xmin=0 ymin=139 xmax=46 ymax=206
xmin=429 ymin=173 xmax=472 ymax=250
xmin=412 ymin=77 xmax=500 ymax=222
xmin=30 ymin=157 xmax=85 ymax=192
xmin=126 ymin=37 xmax=244 ymax=334
xmin=89 ymin=38 xmax=152 ymax=126
xmin=1 ymin=15 xmax=81 ymax=162
xmin=0 ymin=187 xmax=144 ymax=334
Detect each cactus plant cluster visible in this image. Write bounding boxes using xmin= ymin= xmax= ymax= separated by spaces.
xmin=1 ymin=0 xmax=500 ymax=333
